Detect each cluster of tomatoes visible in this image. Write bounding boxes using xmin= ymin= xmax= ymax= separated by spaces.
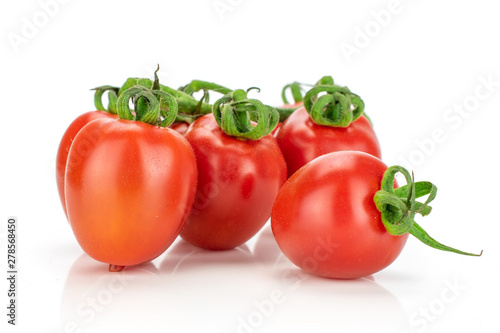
xmin=57 ymin=72 xmax=480 ymax=278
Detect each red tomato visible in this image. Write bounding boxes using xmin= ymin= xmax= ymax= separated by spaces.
xmin=181 ymin=114 xmax=287 ymax=250
xmin=56 ymin=111 xmax=118 ymax=218
xmin=169 ymin=121 xmax=190 ymax=135
xmin=271 ymin=151 xmax=408 ymax=279
xmin=65 ymin=118 xmax=197 ymax=268
xmin=276 ymin=106 xmax=381 ymax=177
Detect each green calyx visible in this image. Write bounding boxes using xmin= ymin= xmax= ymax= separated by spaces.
xmin=374 ymin=166 xmax=482 ymax=257
xmin=303 ymin=76 xmax=365 ymax=127
xmin=118 ymin=77 xmax=213 ymax=116
xmin=212 ymin=88 xmax=279 ymax=140
xmin=116 ymin=86 xmax=178 ymax=127
xmin=116 ymin=68 xmax=178 ymax=127
xmin=113 ymin=69 xmax=279 ymax=135
xmin=91 ymin=85 xmax=120 ymax=114
xmin=281 ymin=81 xmax=309 ymax=105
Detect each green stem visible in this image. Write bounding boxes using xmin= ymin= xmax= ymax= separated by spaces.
xmin=171 ymin=91 xmax=210 ymax=125
xmin=276 ymin=106 xmax=300 ymax=122
xmin=174 ymin=113 xmax=202 ymax=124
xmin=410 ymin=222 xmax=483 ymax=256
xmin=180 ymin=80 xmax=232 ymax=96
xmin=373 ymin=166 xmax=482 ymax=256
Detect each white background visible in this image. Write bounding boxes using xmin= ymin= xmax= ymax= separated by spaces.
xmin=1 ymin=0 xmax=499 ymax=332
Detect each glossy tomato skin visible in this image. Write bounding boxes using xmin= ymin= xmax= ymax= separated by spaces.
xmin=271 ymin=151 xmax=408 ymax=279
xmin=56 ymin=111 xmax=118 ymax=218
xmin=181 ymin=114 xmax=287 ymax=250
xmin=65 ymin=118 xmax=197 ymax=267
xmin=276 ymin=106 xmax=381 ymax=178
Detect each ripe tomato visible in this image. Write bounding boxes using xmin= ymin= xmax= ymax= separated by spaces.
xmin=181 ymin=114 xmax=287 ymax=250
xmin=169 ymin=121 xmax=190 ymax=135
xmin=56 ymin=111 xmax=118 ymax=218
xmin=271 ymin=151 xmax=408 ymax=279
xmin=276 ymin=106 xmax=381 ymax=177
xmin=273 ymin=102 xmax=303 ymax=137
xmin=65 ymin=118 xmax=197 ymax=269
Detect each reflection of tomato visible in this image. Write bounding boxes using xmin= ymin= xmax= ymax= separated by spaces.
xmin=276 ymin=107 xmax=381 ymax=177
xmin=271 ymin=252 xmax=410 ymax=331
xmin=56 ymin=111 xmax=118 ymax=218
xmin=271 ymin=151 xmax=408 ymax=279
xmin=60 ymin=253 xmax=162 ymax=331
xmin=65 ymin=118 xmax=197 ymax=269
xmin=159 ymin=239 xmax=254 ymax=276
xmin=157 ymin=239 xmax=270 ymax=331
xmin=180 ymin=114 xmax=287 ymax=250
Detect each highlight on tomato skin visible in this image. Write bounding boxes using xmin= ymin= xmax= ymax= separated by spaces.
xmin=65 ymin=118 xmax=198 ymax=270
xmin=56 ymin=110 xmax=118 ymax=219
xmin=271 ymin=151 xmax=408 ymax=279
